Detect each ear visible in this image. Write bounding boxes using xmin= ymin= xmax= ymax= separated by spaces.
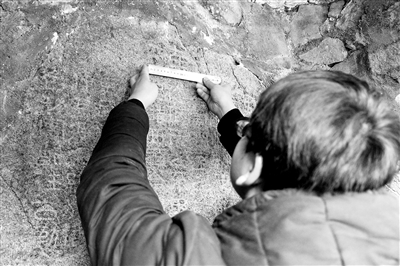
xmin=235 ymin=154 xmax=263 ymax=186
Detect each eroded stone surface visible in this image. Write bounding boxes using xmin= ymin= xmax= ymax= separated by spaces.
xmin=39 ymin=0 xmax=76 ymax=5
xmin=258 ymin=0 xmax=308 ymax=9
xmin=200 ymin=0 xmax=243 ymax=26
xmin=299 ymin=37 xmax=347 ymax=65
xmin=308 ymin=0 xmax=337 ymax=4
xmin=363 ymin=1 xmax=400 ymax=51
xmin=328 ymin=0 xmax=345 ymax=18
xmin=369 ymin=42 xmax=400 ymax=82
xmin=335 ymin=0 xmax=364 ymax=32
xmin=1 ymin=0 xmax=399 ymax=264
xmin=290 ymin=4 xmax=328 ymax=47
xmin=242 ymin=4 xmax=289 ymax=61
xmin=331 ymin=50 xmax=370 ymax=80
xmin=0 ymin=0 xmax=280 ymax=263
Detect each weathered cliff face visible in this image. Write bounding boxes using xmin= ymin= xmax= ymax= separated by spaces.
xmin=1 ymin=0 xmax=399 ymax=264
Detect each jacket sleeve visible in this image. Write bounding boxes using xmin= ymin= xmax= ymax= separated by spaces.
xmin=76 ymin=100 xmax=225 ymax=266
xmin=217 ymin=109 xmax=247 ymax=156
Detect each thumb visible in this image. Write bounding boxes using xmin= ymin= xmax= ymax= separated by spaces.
xmin=139 ymin=65 xmax=150 ymax=79
xmin=130 ymin=74 xmax=139 ymax=87
xmin=203 ymin=77 xmax=216 ymax=90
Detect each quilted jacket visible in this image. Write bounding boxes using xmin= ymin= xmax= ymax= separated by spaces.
xmin=77 ymin=100 xmax=399 ymax=265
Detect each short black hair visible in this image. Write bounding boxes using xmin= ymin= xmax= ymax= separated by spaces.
xmin=246 ymin=71 xmax=400 ymax=193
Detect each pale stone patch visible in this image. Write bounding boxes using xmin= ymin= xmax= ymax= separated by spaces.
xmin=39 ymin=0 xmax=75 ymax=5
xmin=60 ymin=4 xmax=78 ymax=15
xmin=255 ymin=0 xmax=308 ymax=9
xmin=218 ymin=0 xmax=243 ymax=26
xmin=51 ymin=32 xmax=59 ymax=46
xmin=308 ymin=0 xmax=337 ymax=4
xmin=201 ymin=31 xmax=214 ymax=45
xmin=395 ymin=94 xmax=400 ymax=106
xmin=328 ymin=0 xmax=345 ymax=18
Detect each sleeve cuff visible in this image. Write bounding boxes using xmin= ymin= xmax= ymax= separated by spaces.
xmin=128 ymin=98 xmax=145 ymax=110
xmin=217 ymin=109 xmax=245 ymax=136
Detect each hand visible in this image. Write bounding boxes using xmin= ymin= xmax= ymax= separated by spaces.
xmin=196 ymin=78 xmax=236 ymax=119
xmin=128 ymin=65 xmax=159 ymax=109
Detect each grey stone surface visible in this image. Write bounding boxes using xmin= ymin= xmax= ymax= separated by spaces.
xmin=308 ymin=0 xmax=337 ymax=4
xmin=363 ymin=1 xmax=400 ymax=51
xmin=1 ymin=0 xmax=399 ymax=264
xmin=360 ymin=1 xmax=400 ymax=83
xmin=0 ymin=174 xmax=40 ymax=264
xmin=299 ymin=37 xmax=347 ymax=64
xmin=220 ymin=1 xmax=243 ymax=26
xmin=335 ymin=0 xmax=364 ymax=31
xmin=290 ymin=4 xmax=328 ymax=47
xmin=241 ymin=4 xmax=289 ymax=62
xmin=0 ymin=0 xmax=285 ymax=263
xmin=200 ymin=0 xmax=243 ymax=26
xmin=332 ymin=50 xmax=370 ymax=81
xmin=369 ymin=42 xmax=400 ymax=82
xmin=328 ymin=0 xmax=345 ymax=18
xmin=259 ymin=0 xmax=308 ymax=9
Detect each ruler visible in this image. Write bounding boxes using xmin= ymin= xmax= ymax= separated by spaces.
xmin=148 ymin=64 xmax=222 ymax=84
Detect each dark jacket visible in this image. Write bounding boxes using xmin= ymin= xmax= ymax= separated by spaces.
xmin=77 ymin=101 xmax=399 ymax=265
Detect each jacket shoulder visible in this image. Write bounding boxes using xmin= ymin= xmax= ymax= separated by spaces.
xmin=213 ymin=189 xmax=399 ymax=265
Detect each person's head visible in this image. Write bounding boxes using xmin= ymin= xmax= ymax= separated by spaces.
xmin=230 ymin=71 xmax=400 ymax=198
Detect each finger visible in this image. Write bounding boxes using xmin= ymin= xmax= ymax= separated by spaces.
xmin=196 ymin=88 xmax=210 ymax=102
xmin=196 ymin=84 xmax=210 ymax=95
xmin=196 ymin=83 xmax=209 ymax=92
xmin=202 ymin=77 xmax=217 ymax=90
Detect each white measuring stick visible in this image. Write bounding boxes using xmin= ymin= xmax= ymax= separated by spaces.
xmin=148 ymin=64 xmax=222 ymax=84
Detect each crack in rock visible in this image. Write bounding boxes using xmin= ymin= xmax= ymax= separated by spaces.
xmin=231 ymin=65 xmax=244 ymax=90
xmin=231 ymin=56 xmax=265 ymax=87
xmin=202 ymin=49 xmax=211 ymax=74
xmin=168 ymin=21 xmax=201 ymax=73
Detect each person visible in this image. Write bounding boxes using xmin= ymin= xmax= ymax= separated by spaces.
xmin=76 ymin=65 xmax=400 ymax=265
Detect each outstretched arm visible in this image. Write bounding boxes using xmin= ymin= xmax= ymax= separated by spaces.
xmin=196 ymin=79 xmax=247 ymax=156
xmin=77 ymin=66 xmax=225 ymax=265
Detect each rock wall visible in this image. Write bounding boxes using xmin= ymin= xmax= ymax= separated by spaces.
xmin=0 ymin=0 xmax=399 ymax=264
